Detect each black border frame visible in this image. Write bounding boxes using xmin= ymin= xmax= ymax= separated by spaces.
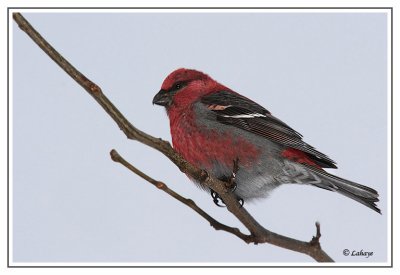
xmin=7 ymin=6 xmax=394 ymax=268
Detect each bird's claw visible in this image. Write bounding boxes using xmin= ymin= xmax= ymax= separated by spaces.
xmin=224 ymin=158 xmax=240 ymax=192
xmin=210 ymin=189 xmax=244 ymax=208
xmin=211 ymin=190 xmax=226 ymax=207
xmin=224 ymin=181 xmax=237 ymax=192
xmin=212 ymin=159 xmax=243 ymax=207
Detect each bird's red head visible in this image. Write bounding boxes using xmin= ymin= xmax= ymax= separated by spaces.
xmin=160 ymin=68 xmax=210 ymax=91
xmin=153 ymin=68 xmax=225 ymax=109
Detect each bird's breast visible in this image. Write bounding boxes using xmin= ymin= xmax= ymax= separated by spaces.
xmin=168 ymin=108 xmax=261 ymax=172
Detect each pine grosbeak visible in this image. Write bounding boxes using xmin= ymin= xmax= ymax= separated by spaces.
xmin=153 ymin=68 xmax=380 ymax=213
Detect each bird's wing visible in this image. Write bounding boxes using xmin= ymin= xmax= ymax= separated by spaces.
xmin=200 ymin=91 xmax=337 ymax=168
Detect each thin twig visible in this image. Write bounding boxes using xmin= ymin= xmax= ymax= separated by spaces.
xmin=110 ymin=149 xmax=252 ymax=243
xmin=310 ymin=222 xmax=322 ymax=246
xmin=13 ymin=12 xmax=334 ymax=262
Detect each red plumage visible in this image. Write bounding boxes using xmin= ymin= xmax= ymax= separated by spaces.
xmin=153 ymin=68 xmax=380 ymax=213
xmin=281 ymin=148 xmax=321 ymax=168
xmin=163 ymin=69 xmax=260 ymax=170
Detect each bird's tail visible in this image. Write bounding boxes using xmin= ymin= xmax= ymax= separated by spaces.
xmin=306 ymin=165 xmax=381 ymax=214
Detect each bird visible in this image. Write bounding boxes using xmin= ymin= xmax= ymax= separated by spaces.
xmin=152 ymin=68 xmax=380 ymax=213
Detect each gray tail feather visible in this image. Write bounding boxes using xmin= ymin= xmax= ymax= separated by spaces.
xmin=308 ymin=166 xmax=381 ymax=214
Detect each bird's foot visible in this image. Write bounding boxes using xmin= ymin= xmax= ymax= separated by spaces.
xmin=224 ymin=158 xmax=240 ymax=192
xmin=211 ymin=189 xmax=225 ymax=207
xmin=211 ymin=159 xmax=243 ymax=207
xmin=210 ymin=189 xmax=244 ymax=208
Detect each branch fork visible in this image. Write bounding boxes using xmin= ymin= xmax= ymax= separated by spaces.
xmin=13 ymin=12 xmax=334 ymax=262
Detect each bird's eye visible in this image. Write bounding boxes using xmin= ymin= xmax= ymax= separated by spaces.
xmin=170 ymin=82 xmax=186 ymax=92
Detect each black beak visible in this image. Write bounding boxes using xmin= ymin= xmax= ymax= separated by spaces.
xmin=152 ymin=89 xmax=171 ymax=107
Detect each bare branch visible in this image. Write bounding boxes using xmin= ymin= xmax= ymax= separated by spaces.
xmin=13 ymin=12 xmax=334 ymax=262
xmin=110 ymin=149 xmax=252 ymax=243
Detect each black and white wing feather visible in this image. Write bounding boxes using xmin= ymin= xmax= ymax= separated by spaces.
xmin=201 ymin=91 xmax=337 ymax=168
